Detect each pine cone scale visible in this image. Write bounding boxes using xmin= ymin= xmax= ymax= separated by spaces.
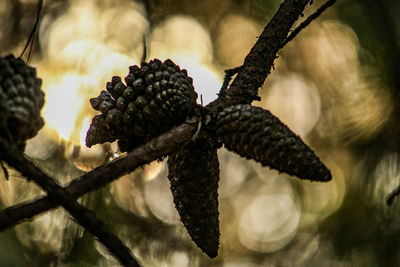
xmin=167 ymin=138 xmax=220 ymax=258
xmin=216 ymin=104 xmax=332 ymax=181
xmin=85 ymin=59 xmax=198 ymax=151
xmin=0 ymin=54 xmax=45 ymax=150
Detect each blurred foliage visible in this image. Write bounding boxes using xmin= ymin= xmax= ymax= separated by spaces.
xmin=1 ymin=0 xmax=400 ymax=266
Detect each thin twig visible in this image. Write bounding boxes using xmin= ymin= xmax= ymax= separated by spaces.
xmin=0 ymin=140 xmax=141 ymax=267
xmin=141 ymin=35 xmax=147 ymax=63
xmin=219 ymin=66 xmax=242 ymax=97
xmin=20 ymin=0 xmax=43 ymax=61
xmin=0 ymin=120 xmax=198 ymax=231
xmin=281 ymin=0 xmax=337 ymax=48
xmin=140 ymin=0 xmax=152 ymax=63
xmin=208 ymin=0 xmax=312 ymax=110
xmin=387 ymin=185 xmax=400 ymax=205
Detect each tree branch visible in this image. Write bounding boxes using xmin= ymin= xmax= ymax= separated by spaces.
xmin=208 ymin=0 xmax=312 ymax=109
xmin=219 ymin=66 xmax=242 ymax=97
xmin=20 ymin=0 xmax=43 ymax=62
xmin=0 ymin=0 xmax=335 ymax=256
xmin=0 ymin=119 xmax=197 ymax=231
xmin=281 ymin=0 xmax=337 ymax=48
xmin=0 ymin=140 xmax=141 ymax=267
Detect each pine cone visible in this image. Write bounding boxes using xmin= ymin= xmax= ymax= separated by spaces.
xmin=167 ymin=138 xmax=220 ymax=258
xmin=0 ymin=54 xmax=45 ymax=150
xmin=86 ymin=59 xmax=198 ymax=151
xmin=216 ymin=104 xmax=331 ymax=181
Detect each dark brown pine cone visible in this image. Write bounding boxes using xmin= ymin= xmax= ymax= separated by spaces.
xmin=216 ymin=104 xmax=332 ymax=181
xmin=86 ymin=59 xmax=198 ymax=152
xmin=0 ymin=54 xmax=45 ymax=151
xmin=167 ymin=138 xmax=220 ymax=258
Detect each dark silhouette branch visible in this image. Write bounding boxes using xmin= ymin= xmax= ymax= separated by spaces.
xmin=0 ymin=0 xmax=320 ymax=233
xmin=282 ymin=0 xmax=337 ymax=48
xmin=208 ymin=0 xmax=312 ymax=110
xmin=0 ymin=140 xmax=141 ymax=267
xmin=0 ymin=0 xmax=338 ymax=263
xmin=0 ymin=119 xmax=198 ymax=230
xmin=223 ymin=0 xmax=337 ymax=87
xmin=19 ymin=0 xmax=43 ymax=62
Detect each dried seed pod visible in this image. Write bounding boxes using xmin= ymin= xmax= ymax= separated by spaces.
xmin=216 ymin=104 xmax=332 ymax=181
xmin=167 ymin=138 xmax=220 ymax=258
xmin=86 ymin=59 xmax=198 ymax=151
xmin=0 ymin=54 xmax=45 ymax=151
xmin=85 ymin=114 xmax=117 ymax=146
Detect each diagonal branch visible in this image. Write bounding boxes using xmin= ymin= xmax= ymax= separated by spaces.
xmin=0 ymin=140 xmax=141 ymax=267
xmin=208 ymin=0 xmax=312 ymax=109
xmin=0 ymin=119 xmax=198 ymax=231
xmin=0 ymin=0 xmax=335 ymax=240
xmin=20 ymin=0 xmax=43 ymax=61
xmin=282 ymin=0 xmax=337 ymax=47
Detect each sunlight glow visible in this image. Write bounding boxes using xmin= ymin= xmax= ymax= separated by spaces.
xmin=150 ymin=15 xmax=222 ymax=105
xmin=41 ymin=74 xmax=96 ymax=141
xmin=37 ymin=0 xmax=147 ymax=145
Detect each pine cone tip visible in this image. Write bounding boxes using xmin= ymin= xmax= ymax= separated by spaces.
xmin=202 ymin=244 xmax=218 ymax=258
xmin=86 ymin=58 xmax=197 ymax=151
xmin=216 ymin=104 xmax=333 ymax=182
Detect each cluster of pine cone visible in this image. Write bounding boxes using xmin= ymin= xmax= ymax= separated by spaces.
xmin=86 ymin=59 xmax=331 ymax=258
xmin=86 ymin=59 xmax=198 ymax=152
xmin=0 ymin=54 xmax=44 ymax=151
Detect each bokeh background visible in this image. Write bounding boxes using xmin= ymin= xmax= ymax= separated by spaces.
xmin=1 ymin=0 xmax=400 ymax=266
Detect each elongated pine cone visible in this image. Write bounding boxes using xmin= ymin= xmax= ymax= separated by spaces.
xmin=216 ymin=104 xmax=331 ymax=181
xmin=86 ymin=59 xmax=198 ymax=152
xmin=167 ymin=138 xmax=220 ymax=258
xmin=0 ymin=54 xmax=44 ymax=150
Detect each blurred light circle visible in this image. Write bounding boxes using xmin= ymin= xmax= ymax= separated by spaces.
xmin=51 ymin=40 xmax=111 ymax=72
xmin=260 ymin=74 xmax=321 ymax=137
xmin=216 ymin=14 xmax=262 ymax=67
xmin=238 ymin=194 xmax=300 ymax=253
xmin=110 ymin=161 xmax=165 ymax=217
xmin=299 ymin=21 xmax=390 ymax=144
xmin=370 ymin=153 xmax=400 ymax=223
xmin=41 ymin=73 xmax=97 ymax=142
xmin=150 ymin=15 xmax=213 ymax=64
xmin=40 ymin=1 xmax=103 ymax=60
xmin=0 ymin=169 xmax=43 ymax=207
xmin=24 ymin=128 xmax=59 ymax=160
xmin=300 ymin=155 xmax=346 ymax=219
xmin=218 ymin=148 xmax=249 ymax=198
xmin=170 ymin=251 xmax=190 ymax=267
xmin=109 ymin=173 xmax=147 ymax=217
xmin=223 ymin=258 xmax=270 ymax=267
xmin=189 ymin=63 xmax=221 ymax=105
xmin=170 ymin=61 xmax=220 ymax=105
xmin=301 ymin=21 xmax=360 ymax=79
xmin=101 ymin=3 xmax=149 ymax=52
xmin=144 ymin=167 xmax=180 ymax=224
xmin=14 ymin=208 xmax=67 ymax=254
xmin=374 ymin=153 xmax=400 ymax=193
xmin=40 ymin=0 xmax=147 ymax=58
xmin=92 ymin=52 xmax=137 ymax=86
xmin=149 ymin=15 xmax=221 ymax=105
